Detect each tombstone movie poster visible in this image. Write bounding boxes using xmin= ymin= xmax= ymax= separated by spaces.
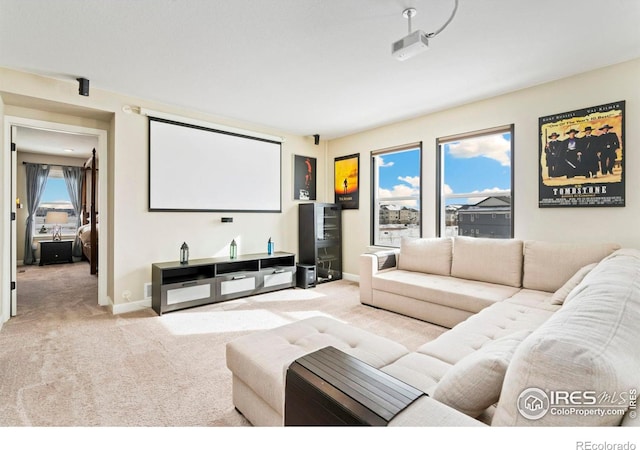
xmin=539 ymin=101 xmax=625 ymax=207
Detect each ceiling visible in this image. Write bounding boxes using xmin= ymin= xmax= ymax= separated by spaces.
xmin=15 ymin=126 xmax=98 ymax=159
xmin=1 ymin=0 xmax=640 ymax=141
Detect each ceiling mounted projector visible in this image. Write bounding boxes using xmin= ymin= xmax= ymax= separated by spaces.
xmin=392 ymin=1 xmax=459 ymax=61
xmin=392 ymin=28 xmax=429 ymax=61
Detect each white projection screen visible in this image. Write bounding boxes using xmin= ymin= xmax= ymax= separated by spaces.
xmin=149 ymin=117 xmax=282 ymax=212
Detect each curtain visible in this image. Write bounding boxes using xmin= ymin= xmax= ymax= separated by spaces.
xmin=62 ymin=166 xmax=83 ymax=257
xmin=24 ymin=163 xmax=50 ymax=265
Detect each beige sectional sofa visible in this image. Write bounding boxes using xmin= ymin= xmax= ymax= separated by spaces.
xmin=360 ymin=236 xmax=620 ymax=328
xmin=225 ymin=238 xmax=640 ymax=427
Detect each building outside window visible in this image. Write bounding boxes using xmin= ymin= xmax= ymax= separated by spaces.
xmin=437 ymin=126 xmax=514 ymax=238
xmin=371 ymin=143 xmax=422 ymax=247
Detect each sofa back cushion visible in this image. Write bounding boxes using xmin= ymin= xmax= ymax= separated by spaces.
xmin=398 ymin=237 xmax=452 ymax=276
xmin=522 ymin=241 xmax=620 ymax=293
xmin=493 ymin=248 xmax=640 ymax=426
xmin=547 ymin=262 xmax=598 ymax=305
xmin=432 ymin=330 xmax=531 ymax=418
xmin=450 ymin=237 xmax=523 ymax=287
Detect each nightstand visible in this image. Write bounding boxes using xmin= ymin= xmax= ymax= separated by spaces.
xmin=39 ymin=240 xmax=74 ymax=266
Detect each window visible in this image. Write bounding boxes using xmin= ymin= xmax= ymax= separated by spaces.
xmin=371 ymin=144 xmax=422 ymax=247
xmin=437 ymin=126 xmax=513 ymax=239
xmin=34 ymin=168 xmax=78 ymax=238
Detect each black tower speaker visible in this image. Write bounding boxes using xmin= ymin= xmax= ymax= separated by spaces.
xmin=77 ymin=78 xmax=90 ymax=96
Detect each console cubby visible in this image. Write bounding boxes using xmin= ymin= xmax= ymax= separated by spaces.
xmin=152 ymin=252 xmax=296 ymax=315
xmin=216 ymin=259 xmax=259 ymax=275
xmin=161 ymin=265 xmax=215 ymax=284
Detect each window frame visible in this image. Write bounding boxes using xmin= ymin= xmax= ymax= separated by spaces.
xmin=436 ymin=125 xmax=515 ymax=238
xmin=370 ymin=142 xmax=423 ymax=248
xmin=33 ymin=168 xmax=78 ymax=238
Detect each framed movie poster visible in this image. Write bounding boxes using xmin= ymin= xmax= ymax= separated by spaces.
xmin=539 ymin=100 xmax=625 ymax=207
xmin=334 ymin=153 xmax=359 ymax=209
xmin=293 ymin=155 xmax=316 ymax=200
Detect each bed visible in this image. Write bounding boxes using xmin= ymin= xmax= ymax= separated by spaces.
xmin=77 ymin=221 xmax=98 ymax=271
xmin=80 ymin=149 xmax=98 ymax=275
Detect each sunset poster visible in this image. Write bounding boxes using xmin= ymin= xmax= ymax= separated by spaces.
xmin=334 ymin=154 xmax=359 ymax=209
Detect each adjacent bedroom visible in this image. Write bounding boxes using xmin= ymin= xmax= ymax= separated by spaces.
xmin=14 ymin=125 xmax=100 ymax=317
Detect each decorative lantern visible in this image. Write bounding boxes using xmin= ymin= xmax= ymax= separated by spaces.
xmin=180 ymin=242 xmax=189 ymax=264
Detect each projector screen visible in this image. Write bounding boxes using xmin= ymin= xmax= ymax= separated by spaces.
xmin=148 ymin=117 xmax=282 ymax=212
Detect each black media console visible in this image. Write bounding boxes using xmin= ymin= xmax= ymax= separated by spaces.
xmin=151 ymin=252 xmax=296 ymax=315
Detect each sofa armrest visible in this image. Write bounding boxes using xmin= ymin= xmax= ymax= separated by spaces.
xmin=359 ymin=250 xmax=399 ymax=305
xmin=388 ymin=396 xmax=486 ymax=427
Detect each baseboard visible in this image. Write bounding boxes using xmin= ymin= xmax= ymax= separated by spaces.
xmin=342 ymin=272 xmax=359 ymax=283
xmin=111 ymin=298 xmax=151 ymax=315
xmin=108 ymin=276 xmax=359 ymax=314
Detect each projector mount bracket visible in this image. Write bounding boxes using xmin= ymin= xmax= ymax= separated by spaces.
xmin=401 ymin=0 xmax=459 ymax=38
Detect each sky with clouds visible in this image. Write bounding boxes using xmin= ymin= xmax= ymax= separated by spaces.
xmin=376 ymin=132 xmax=511 ymax=208
xmin=376 ymin=148 xmax=421 ymax=208
xmin=444 ymin=132 xmax=511 ymax=203
xmin=41 ymin=177 xmax=71 ymax=204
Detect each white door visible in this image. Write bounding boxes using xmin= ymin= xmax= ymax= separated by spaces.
xmin=10 ymin=125 xmax=17 ymax=316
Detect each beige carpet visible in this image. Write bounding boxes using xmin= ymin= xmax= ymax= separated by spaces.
xmin=0 ymin=262 xmax=446 ymax=427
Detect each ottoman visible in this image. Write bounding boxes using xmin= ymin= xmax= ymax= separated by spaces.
xmin=225 ymin=316 xmax=411 ymax=426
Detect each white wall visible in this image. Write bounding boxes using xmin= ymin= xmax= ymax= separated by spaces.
xmin=2 ymin=59 xmax=638 ymax=313
xmin=329 ymin=58 xmax=640 ymax=277
xmin=0 ymin=67 xmax=327 ymax=314
xmin=110 ymin=112 xmax=326 ymax=307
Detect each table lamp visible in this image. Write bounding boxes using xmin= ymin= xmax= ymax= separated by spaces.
xmin=45 ymin=211 xmax=68 ymax=241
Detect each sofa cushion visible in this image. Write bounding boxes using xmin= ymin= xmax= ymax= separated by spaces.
xmin=417 ymin=301 xmax=554 ymax=365
xmin=451 ymin=237 xmax=523 ymax=287
xmin=226 ymin=316 xmax=410 ymax=419
xmin=548 ymin=262 xmax=598 ymax=305
xmin=493 ymin=248 xmax=640 ymax=426
xmin=432 ymin=330 xmax=531 ymax=418
xmin=398 ymin=237 xmax=452 ymax=276
xmin=504 ymin=289 xmax=558 ymax=311
xmin=522 ymin=240 xmax=620 ymax=293
xmin=372 ymin=270 xmax=520 ymax=314
xmin=380 ymin=352 xmax=452 ymax=396
xmin=564 ymin=248 xmax=640 ymax=307
xmin=388 ymin=396 xmax=487 ymax=427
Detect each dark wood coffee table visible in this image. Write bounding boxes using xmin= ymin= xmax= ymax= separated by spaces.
xmin=285 ymin=346 xmax=424 ymax=426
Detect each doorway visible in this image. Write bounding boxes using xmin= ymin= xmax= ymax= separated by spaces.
xmin=4 ymin=117 xmax=108 ymax=320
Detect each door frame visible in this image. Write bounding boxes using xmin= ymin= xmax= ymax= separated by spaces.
xmin=3 ymin=116 xmax=109 ymax=322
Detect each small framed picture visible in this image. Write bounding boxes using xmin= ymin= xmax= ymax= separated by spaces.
xmin=294 ymin=155 xmax=316 ymax=200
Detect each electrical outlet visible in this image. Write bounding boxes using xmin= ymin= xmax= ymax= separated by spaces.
xmin=144 ymin=283 xmax=152 ymax=299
